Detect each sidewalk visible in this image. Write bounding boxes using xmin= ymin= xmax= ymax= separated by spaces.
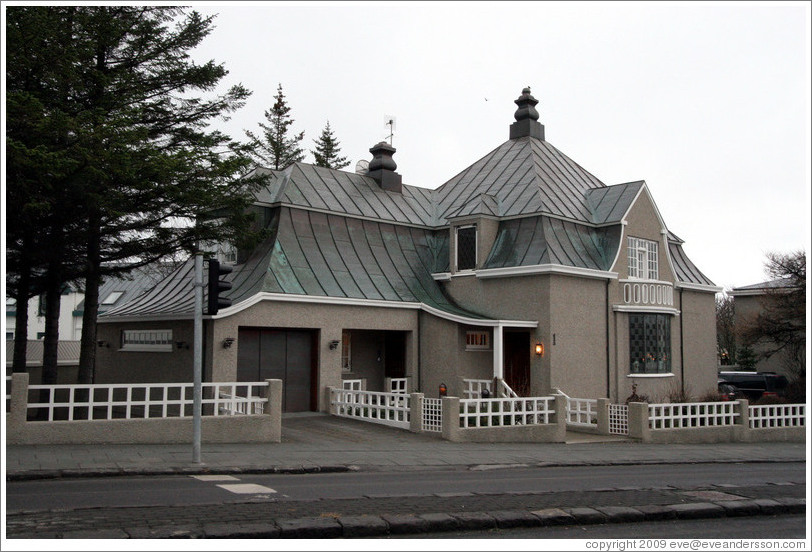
xmin=4 ymin=413 xmax=808 ymax=539
xmin=4 ymin=413 xmax=808 ymax=479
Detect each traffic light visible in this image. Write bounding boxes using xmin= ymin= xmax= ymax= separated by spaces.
xmin=207 ymin=259 xmax=233 ymax=315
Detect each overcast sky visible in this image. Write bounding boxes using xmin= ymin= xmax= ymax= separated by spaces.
xmin=122 ymin=2 xmax=801 ymax=292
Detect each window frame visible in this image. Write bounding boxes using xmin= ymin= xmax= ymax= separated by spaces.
xmin=627 ymin=237 xmax=659 ymax=280
xmin=456 ymin=224 xmax=478 ymax=271
xmin=120 ymin=329 xmax=174 ymax=352
xmin=629 ymin=313 xmax=671 ymax=374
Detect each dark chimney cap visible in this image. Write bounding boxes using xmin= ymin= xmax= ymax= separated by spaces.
xmin=509 ymin=86 xmax=545 ymax=140
xmin=369 ymin=141 xmax=397 ymax=172
xmin=368 ymin=141 xmax=402 ymax=193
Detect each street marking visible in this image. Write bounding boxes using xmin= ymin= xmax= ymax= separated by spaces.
xmin=191 ymin=475 xmax=239 ymax=482
xmin=217 ymin=483 xmax=277 ymax=494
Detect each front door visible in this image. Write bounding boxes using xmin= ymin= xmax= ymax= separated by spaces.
xmin=503 ymin=331 xmax=530 ymax=396
xmin=237 ymin=328 xmax=316 ymax=412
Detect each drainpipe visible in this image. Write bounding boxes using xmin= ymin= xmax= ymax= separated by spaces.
xmin=416 ymin=313 xmax=422 ymax=392
xmin=679 ymin=288 xmax=685 ymax=395
xmin=605 ymin=279 xmax=611 ymax=398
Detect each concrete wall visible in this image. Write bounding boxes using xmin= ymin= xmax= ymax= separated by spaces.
xmin=6 ymin=373 xmax=282 ymax=445
xmin=679 ymin=289 xmax=719 ymax=399
xmin=95 ymin=320 xmax=195 ymax=384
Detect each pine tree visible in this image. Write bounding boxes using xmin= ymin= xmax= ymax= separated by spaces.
xmin=245 ymin=83 xmax=305 ymax=170
xmin=6 ymin=6 xmax=265 ymax=383
xmin=311 ymin=120 xmax=350 ymax=170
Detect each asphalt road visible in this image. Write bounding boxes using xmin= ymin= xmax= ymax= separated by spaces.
xmin=6 ymin=461 xmax=806 ymax=512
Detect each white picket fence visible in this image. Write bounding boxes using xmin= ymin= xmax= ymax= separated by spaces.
xmin=565 ymin=397 xmax=598 ymax=427
xmin=25 ymin=381 xmax=269 ymax=421
xmin=459 ymin=396 xmax=555 ymax=428
xmin=749 ymin=403 xmax=805 ymax=429
xmin=648 ymin=401 xmax=738 ymax=430
xmin=330 ymin=388 xmax=411 ymax=429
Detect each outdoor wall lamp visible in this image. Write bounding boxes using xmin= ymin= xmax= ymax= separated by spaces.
xmin=535 ymin=342 xmax=544 ymax=356
xmin=222 ymin=337 xmax=235 ymax=349
xmin=439 ymin=383 xmax=448 ymax=397
xmin=329 ymin=340 xmax=340 ymax=350
xmin=176 ymin=341 xmax=190 ymax=350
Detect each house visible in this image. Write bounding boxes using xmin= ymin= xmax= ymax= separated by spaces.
xmin=5 ymin=267 xmax=163 ymax=383
xmin=95 ymin=88 xmax=720 ymax=410
xmin=729 ymin=278 xmax=803 ymax=379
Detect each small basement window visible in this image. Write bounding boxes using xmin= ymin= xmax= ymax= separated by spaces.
xmin=456 ymin=225 xmax=477 ymax=271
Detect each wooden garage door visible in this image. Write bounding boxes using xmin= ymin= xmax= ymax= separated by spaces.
xmin=237 ymin=328 xmax=316 ymax=412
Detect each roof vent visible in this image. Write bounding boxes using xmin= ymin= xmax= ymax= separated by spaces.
xmin=509 ymin=87 xmax=545 ymax=140
xmin=367 ymin=141 xmax=403 ymax=193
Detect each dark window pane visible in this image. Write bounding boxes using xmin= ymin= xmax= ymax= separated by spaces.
xmin=457 ymin=226 xmax=477 ymax=270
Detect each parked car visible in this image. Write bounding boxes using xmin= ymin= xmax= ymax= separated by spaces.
xmin=717 ymin=381 xmax=739 ymax=401
xmin=717 ymin=371 xmax=788 ymax=402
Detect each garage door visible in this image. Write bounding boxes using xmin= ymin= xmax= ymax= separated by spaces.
xmin=237 ymin=328 xmax=316 ymax=412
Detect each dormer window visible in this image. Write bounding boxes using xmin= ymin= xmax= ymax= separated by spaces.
xmin=628 ymin=237 xmax=658 ymax=280
xmin=456 ymin=225 xmax=477 ymax=271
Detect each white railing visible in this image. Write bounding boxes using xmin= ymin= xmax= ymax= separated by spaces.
xmin=749 ymin=404 xmax=806 ymax=429
xmin=389 ymin=378 xmax=408 ymax=394
xmin=459 ymin=397 xmax=555 ymax=428
xmin=463 ymin=379 xmax=493 ymax=399
xmin=422 ymin=397 xmax=443 ymax=433
xmin=331 ymin=388 xmax=410 ymax=429
xmin=566 ymin=397 xmax=598 ymax=427
xmin=498 ymin=379 xmax=520 ymax=398
xmin=26 ymin=381 xmax=269 ymax=422
xmin=608 ymin=404 xmax=629 ymax=435
xmin=218 ymin=386 xmax=266 ymax=415
xmin=342 ymin=379 xmax=363 ymax=391
xmin=648 ymin=401 xmax=738 ymax=430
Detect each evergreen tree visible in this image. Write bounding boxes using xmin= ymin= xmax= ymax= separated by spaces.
xmin=6 ymin=6 xmax=265 ymax=383
xmin=245 ymin=83 xmax=305 ymax=170
xmin=311 ymin=120 xmax=350 ymax=170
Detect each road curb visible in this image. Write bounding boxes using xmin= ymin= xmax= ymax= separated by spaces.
xmin=118 ymin=497 xmax=804 ymax=539
xmin=5 ymin=458 xmax=804 ymax=481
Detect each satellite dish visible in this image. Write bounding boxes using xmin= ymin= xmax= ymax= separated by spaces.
xmin=355 ymin=159 xmax=369 ymax=174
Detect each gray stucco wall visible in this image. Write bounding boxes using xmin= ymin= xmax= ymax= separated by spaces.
xmin=209 ymin=300 xmax=419 ymax=412
xmin=95 ymin=320 xmax=195 ymax=384
xmin=679 ymin=288 xmax=719 ymax=399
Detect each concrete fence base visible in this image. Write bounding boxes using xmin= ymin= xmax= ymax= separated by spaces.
xmin=5 ymin=373 xmax=282 ymax=445
xmin=440 ymin=395 xmax=567 ymax=443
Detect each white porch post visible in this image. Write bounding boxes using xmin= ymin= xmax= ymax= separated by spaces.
xmin=493 ymin=323 xmax=504 ymax=380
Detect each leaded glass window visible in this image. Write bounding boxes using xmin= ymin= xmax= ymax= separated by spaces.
xmin=456 ymin=225 xmax=477 ymax=271
xmin=629 ymin=314 xmax=671 ymax=373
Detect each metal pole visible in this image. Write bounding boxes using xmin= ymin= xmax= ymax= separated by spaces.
xmin=193 ymin=252 xmax=203 ymax=463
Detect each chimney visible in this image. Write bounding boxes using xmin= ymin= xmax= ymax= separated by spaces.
xmin=367 ymin=141 xmax=403 ymax=193
xmin=509 ymin=87 xmax=545 ymax=140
